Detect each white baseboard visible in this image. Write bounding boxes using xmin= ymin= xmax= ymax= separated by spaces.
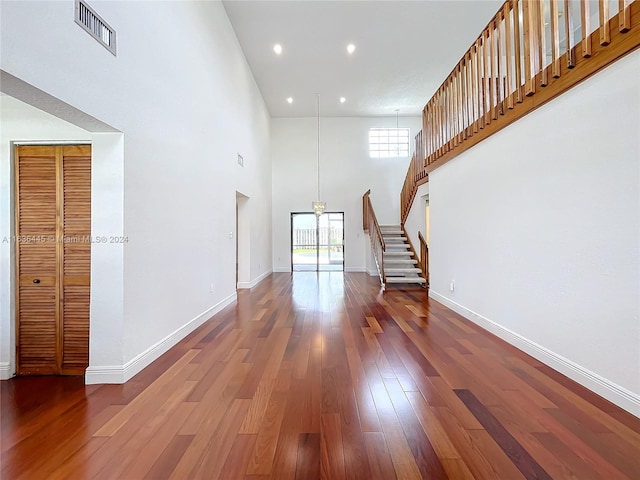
xmin=367 ymin=269 xmax=378 ymax=276
xmin=272 ymin=267 xmax=290 ymax=273
xmin=345 ymin=267 xmax=366 ymax=273
xmin=0 ymin=362 xmax=12 ymax=380
xmin=237 ymin=269 xmax=272 ymax=289
xmin=85 ymin=292 xmax=237 ymax=384
xmin=430 ymin=290 xmax=640 ymax=417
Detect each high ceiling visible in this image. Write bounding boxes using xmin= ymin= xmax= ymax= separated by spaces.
xmin=222 ymin=0 xmax=503 ymax=118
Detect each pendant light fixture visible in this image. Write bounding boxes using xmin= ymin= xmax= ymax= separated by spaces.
xmin=312 ymin=93 xmax=326 ymax=216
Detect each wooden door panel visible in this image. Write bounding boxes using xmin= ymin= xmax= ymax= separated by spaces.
xmin=60 ymin=146 xmax=91 ymax=374
xmin=61 ymin=285 xmax=90 ymax=373
xmin=15 ymin=144 xmax=91 ymax=376
xmin=17 ymin=285 xmax=57 ymax=375
xmin=16 ymin=147 xmax=58 ymax=375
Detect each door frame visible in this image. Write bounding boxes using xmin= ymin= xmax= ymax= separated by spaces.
xmin=290 ymin=211 xmax=345 ymax=272
xmin=13 ymin=142 xmax=92 ymax=376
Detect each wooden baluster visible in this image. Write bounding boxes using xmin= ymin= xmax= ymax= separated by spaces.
xmin=504 ymin=1 xmax=514 ymax=109
xmin=496 ymin=15 xmax=504 ymax=115
xmin=550 ymin=0 xmax=561 ymax=77
xmin=513 ymin=0 xmax=524 ymax=102
xmin=470 ymin=47 xmax=478 ymax=133
xmin=434 ymin=99 xmax=438 ymax=160
xmin=565 ymin=0 xmax=576 ymax=68
xmin=432 ymin=97 xmax=437 ymax=158
xmin=431 ymin=99 xmax=436 ymax=159
xmin=599 ymin=0 xmax=610 ymax=45
xmin=466 ymin=52 xmax=473 ymax=134
xmin=432 ymin=101 xmax=436 ymax=163
xmin=581 ymin=0 xmax=592 ymax=57
xmin=440 ymin=87 xmax=444 ymax=155
xmin=428 ymin=101 xmax=433 ymax=160
xmin=488 ymin=25 xmax=497 ymax=121
xmin=440 ymin=85 xmax=445 ymax=154
xmin=447 ymin=79 xmax=453 ymax=151
xmin=523 ymin=0 xmax=537 ymax=95
xmin=483 ymin=29 xmax=491 ymax=124
xmin=458 ymin=64 xmax=465 ymax=141
xmin=438 ymin=89 xmax=444 ymax=156
xmin=539 ymin=0 xmax=548 ymax=86
xmin=448 ymin=79 xmax=454 ymax=151
xmin=619 ymin=0 xmax=631 ymax=32
xmin=423 ymin=107 xmax=428 ymax=165
xmin=452 ymin=77 xmax=457 ymax=149
xmin=452 ymin=69 xmax=458 ymax=146
xmin=463 ymin=61 xmax=468 ymax=137
xmin=440 ymin=87 xmax=445 ymax=156
xmin=476 ymin=38 xmax=485 ymax=129
xmin=426 ymin=106 xmax=432 ymax=164
xmin=422 ymin=107 xmax=428 ymax=163
xmin=434 ymin=87 xmax=442 ymax=158
xmin=456 ymin=65 xmax=461 ymax=142
xmin=456 ymin=71 xmax=461 ymax=146
xmin=463 ymin=57 xmax=470 ymax=137
xmin=453 ymin=74 xmax=458 ymax=145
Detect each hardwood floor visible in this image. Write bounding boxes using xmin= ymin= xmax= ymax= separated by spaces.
xmin=1 ymin=272 xmax=639 ymax=479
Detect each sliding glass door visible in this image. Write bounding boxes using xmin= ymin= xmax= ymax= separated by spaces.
xmin=291 ymin=212 xmax=344 ymax=271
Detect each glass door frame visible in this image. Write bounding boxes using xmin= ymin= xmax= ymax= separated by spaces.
xmin=290 ymin=211 xmax=344 ymax=272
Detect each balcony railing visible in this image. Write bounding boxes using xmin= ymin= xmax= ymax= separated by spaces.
xmin=401 ymin=0 xmax=640 ymax=223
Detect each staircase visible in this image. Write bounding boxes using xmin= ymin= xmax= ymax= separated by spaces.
xmin=380 ymin=225 xmax=427 ymax=286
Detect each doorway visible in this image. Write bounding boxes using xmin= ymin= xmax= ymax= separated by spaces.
xmin=291 ymin=212 xmax=344 ymax=272
xmin=424 ymin=195 xmax=430 ymax=245
xmin=236 ymin=192 xmax=250 ymax=288
xmin=14 ymin=144 xmax=91 ymax=375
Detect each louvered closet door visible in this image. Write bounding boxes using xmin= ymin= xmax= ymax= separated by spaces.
xmin=16 ymin=146 xmax=58 ymax=374
xmin=15 ymin=145 xmax=91 ymax=376
xmin=60 ymin=146 xmax=91 ymax=374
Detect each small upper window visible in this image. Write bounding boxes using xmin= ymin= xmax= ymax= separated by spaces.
xmin=369 ymin=128 xmax=410 ymax=158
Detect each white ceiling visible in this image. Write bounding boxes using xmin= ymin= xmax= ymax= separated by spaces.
xmin=222 ymin=0 xmax=504 ymax=118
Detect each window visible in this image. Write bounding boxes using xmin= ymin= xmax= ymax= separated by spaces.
xmin=369 ymin=128 xmax=410 ymax=158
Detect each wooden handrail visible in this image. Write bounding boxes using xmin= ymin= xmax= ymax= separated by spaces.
xmin=418 ymin=231 xmax=429 ymax=288
xmin=401 ymin=0 xmax=640 ymax=224
xmin=362 ymin=190 xmax=386 ymax=286
xmin=362 ymin=189 xmax=371 ymax=232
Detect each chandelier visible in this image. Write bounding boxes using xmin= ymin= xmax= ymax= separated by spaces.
xmin=312 ymin=94 xmax=325 ymax=216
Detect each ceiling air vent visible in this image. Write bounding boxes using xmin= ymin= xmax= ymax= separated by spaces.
xmin=75 ymin=0 xmax=116 ymax=55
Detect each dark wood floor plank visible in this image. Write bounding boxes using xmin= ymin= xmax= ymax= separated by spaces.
xmin=1 ymin=272 xmax=637 ymax=480
xmin=294 ymin=432 xmax=320 ymax=480
xmin=384 ymin=377 xmax=449 ymax=479
xmin=218 ymin=434 xmax=257 ymax=480
xmin=144 ymin=434 xmax=195 ymax=480
xmin=320 ymin=413 xmax=346 ymax=480
xmin=455 ymin=389 xmax=553 ymax=480
xmin=363 ymin=431 xmax=398 ymax=480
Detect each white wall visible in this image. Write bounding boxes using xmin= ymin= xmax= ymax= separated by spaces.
xmin=1 ymin=0 xmax=272 ymax=381
xmin=428 ymin=50 xmax=640 ymax=415
xmin=272 ymin=116 xmax=420 ymax=273
xmin=403 ymin=182 xmax=429 ymax=263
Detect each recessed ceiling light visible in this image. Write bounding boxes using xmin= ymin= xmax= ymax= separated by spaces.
xmin=340 ymin=97 xmax=346 ymax=103
xmin=274 ymin=44 xmax=282 ymax=55
xmin=286 ymin=97 xmax=293 ymax=104
xmin=347 ymin=44 xmax=356 ymax=54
